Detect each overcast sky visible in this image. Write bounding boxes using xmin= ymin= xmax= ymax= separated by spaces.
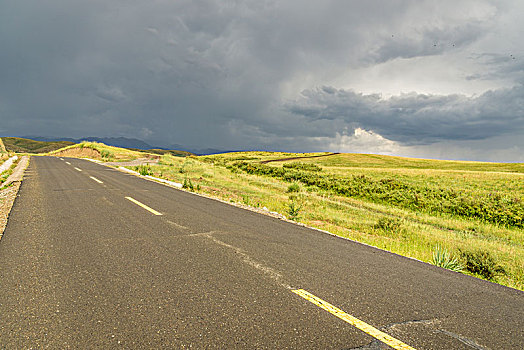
xmin=1 ymin=0 xmax=523 ymax=161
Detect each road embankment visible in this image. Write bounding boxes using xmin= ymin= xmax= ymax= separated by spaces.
xmin=0 ymin=156 xmax=30 ymax=239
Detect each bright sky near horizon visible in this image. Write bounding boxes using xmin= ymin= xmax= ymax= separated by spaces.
xmin=1 ymin=0 xmax=523 ymax=161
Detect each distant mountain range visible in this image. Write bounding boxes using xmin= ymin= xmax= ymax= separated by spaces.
xmin=22 ymin=136 xmax=228 ymax=155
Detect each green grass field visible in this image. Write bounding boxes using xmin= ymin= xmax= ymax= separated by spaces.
xmin=290 ymin=153 xmax=524 ymax=173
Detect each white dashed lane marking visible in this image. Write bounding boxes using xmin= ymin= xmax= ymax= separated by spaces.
xmin=89 ymin=176 xmax=103 ymax=184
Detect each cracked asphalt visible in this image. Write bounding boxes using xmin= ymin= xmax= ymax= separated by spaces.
xmin=0 ymin=156 xmax=522 ymax=349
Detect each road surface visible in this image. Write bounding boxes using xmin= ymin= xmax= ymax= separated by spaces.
xmin=0 ymin=156 xmax=522 ymax=349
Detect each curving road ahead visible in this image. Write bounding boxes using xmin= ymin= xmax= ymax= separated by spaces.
xmin=0 ymin=156 xmax=522 ymax=349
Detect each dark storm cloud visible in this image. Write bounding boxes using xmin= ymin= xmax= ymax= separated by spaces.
xmin=370 ymin=21 xmax=489 ymax=64
xmin=286 ymin=85 xmax=524 ymax=145
xmin=0 ymin=0 xmax=521 ymax=160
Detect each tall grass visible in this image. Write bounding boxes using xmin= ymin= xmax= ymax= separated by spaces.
xmin=135 ymin=164 xmax=153 ymax=176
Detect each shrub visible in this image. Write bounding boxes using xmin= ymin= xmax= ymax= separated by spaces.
xmin=183 ymin=178 xmax=194 ymax=191
xmin=287 ymin=200 xmax=302 ymax=221
xmin=374 ymin=217 xmax=402 ymax=233
xmin=287 ymin=183 xmax=300 ymax=193
xmin=136 ymin=165 xmax=152 ymax=176
xmin=459 ymin=249 xmax=506 ymax=280
xmin=100 ymin=149 xmax=114 ymax=159
xmin=283 ymin=162 xmax=322 ymax=172
xmin=179 ymin=158 xmax=193 ymax=173
xmin=432 ymin=245 xmax=463 ymax=272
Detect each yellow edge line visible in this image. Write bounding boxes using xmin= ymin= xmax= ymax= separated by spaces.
xmin=292 ymin=289 xmax=416 ymax=350
xmin=125 ymin=196 xmax=162 ymax=216
xmin=89 ymin=176 xmax=103 ymax=184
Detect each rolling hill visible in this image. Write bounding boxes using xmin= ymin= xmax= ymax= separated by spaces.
xmin=2 ymin=137 xmax=75 ymax=154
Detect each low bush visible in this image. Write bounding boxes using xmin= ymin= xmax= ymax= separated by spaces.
xmin=136 ymin=165 xmax=153 ymax=176
xmin=242 ymin=194 xmax=251 ymax=206
xmin=283 ymin=162 xmax=322 ymax=172
xmin=287 ymin=183 xmax=300 ymax=193
xmin=183 ymin=177 xmax=194 ymax=191
xmin=100 ymin=149 xmax=114 ymax=159
xmin=459 ymin=249 xmax=506 ymax=280
xmin=374 ymin=217 xmax=402 ymax=233
xmin=287 ymin=199 xmax=302 ymax=221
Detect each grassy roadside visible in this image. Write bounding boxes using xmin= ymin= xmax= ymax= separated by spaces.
xmin=0 ymin=138 xmax=7 ymax=153
xmin=1 ymin=153 xmax=11 ymax=163
xmin=1 ymin=137 xmax=23 ymax=190
xmin=0 ymin=156 xmax=21 ymax=189
xmin=128 ymin=152 xmax=523 ymax=290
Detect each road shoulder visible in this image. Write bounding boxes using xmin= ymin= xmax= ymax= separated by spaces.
xmin=0 ymin=156 xmax=30 ymax=239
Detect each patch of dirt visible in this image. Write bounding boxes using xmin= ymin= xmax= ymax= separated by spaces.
xmin=145 ymin=154 xmax=161 ymax=160
xmin=53 ymin=147 xmax=101 ymax=158
xmin=309 ymin=220 xmax=328 ymax=227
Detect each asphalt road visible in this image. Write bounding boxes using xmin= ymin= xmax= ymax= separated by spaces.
xmin=0 ymin=156 xmax=522 ymax=349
